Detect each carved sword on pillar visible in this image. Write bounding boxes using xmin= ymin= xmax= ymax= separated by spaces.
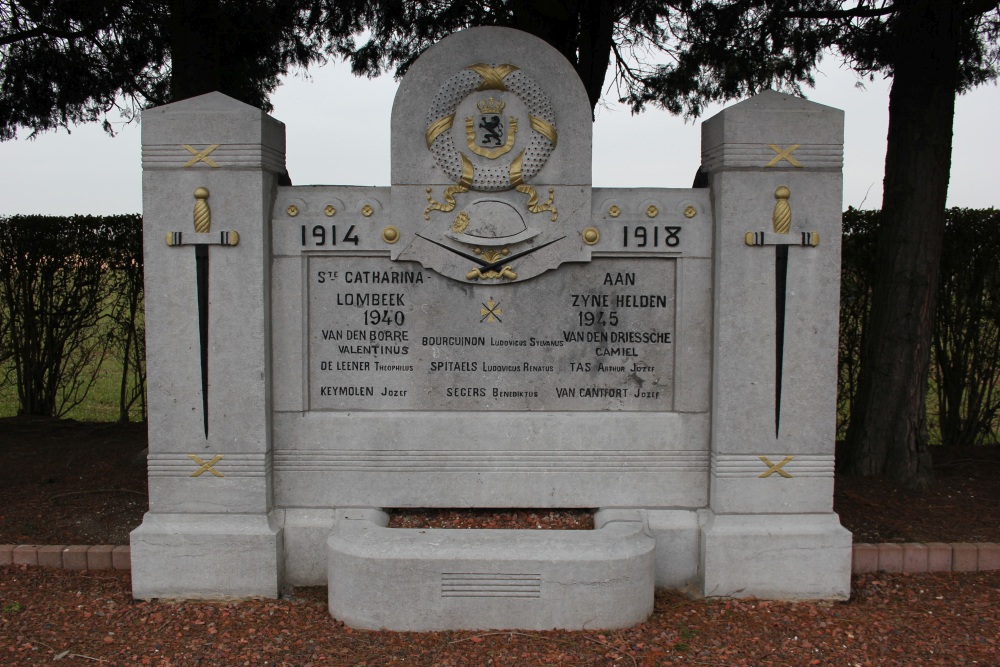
xmin=165 ymin=187 xmax=240 ymax=438
xmin=745 ymin=186 xmax=819 ymax=437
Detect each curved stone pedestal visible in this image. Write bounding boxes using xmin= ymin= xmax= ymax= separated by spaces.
xmin=327 ymin=508 xmax=655 ymax=630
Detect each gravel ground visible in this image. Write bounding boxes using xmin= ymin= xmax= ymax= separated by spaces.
xmin=2 ymin=566 xmax=999 ymax=666
xmin=2 ymin=418 xmax=999 ymax=665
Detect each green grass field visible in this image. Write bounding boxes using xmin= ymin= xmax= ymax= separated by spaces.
xmin=0 ymin=352 xmax=144 ymax=422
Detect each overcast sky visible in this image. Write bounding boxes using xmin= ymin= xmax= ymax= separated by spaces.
xmin=1 ymin=57 xmax=997 ymax=217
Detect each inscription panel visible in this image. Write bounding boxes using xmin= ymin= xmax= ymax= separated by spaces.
xmin=307 ymin=257 xmax=675 ymax=411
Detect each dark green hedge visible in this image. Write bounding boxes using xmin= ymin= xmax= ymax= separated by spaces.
xmin=0 ymin=214 xmax=144 ymax=419
xmin=2 ymin=208 xmax=998 ymax=442
xmin=839 ymin=207 xmax=1000 ymax=445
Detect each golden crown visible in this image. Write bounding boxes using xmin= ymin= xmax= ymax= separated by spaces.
xmin=477 ymin=96 xmax=505 ymax=114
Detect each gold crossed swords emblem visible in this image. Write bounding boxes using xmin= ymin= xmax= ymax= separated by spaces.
xmin=758 ymin=455 xmax=794 ymax=478
xmin=182 ymin=144 xmax=221 ymax=168
xmin=480 ymin=298 xmax=502 ymax=323
xmin=188 ymin=454 xmax=224 ymax=477
xmin=765 ymin=144 xmax=802 ymax=168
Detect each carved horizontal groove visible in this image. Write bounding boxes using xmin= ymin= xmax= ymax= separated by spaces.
xmin=442 ymin=592 xmax=540 ymax=598
xmin=274 ymin=449 xmax=708 ymax=473
xmin=442 ymin=573 xmax=541 ymax=598
xmin=444 ymin=573 xmax=542 ymax=578
xmin=142 ymin=144 xmax=285 ymax=172
xmin=147 ymin=453 xmax=271 ymax=478
xmin=701 ymin=143 xmax=843 ymax=171
xmin=147 ymin=470 xmax=268 ymax=478
xmin=711 ymin=454 xmax=834 ymax=478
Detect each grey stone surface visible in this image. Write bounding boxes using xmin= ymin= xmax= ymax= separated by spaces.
xmin=593 ymin=509 xmax=705 ymax=590
xmin=391 ymin=184 xmax=593 ymax=281
xmin=644 ymin=510 xmax=705 ymax=589
xmin=590 ymin=188 xmax=713 ymax=259
xmin=142 ymin=92 xmax=286 ymax=167
xmin=702 ymin=95 xmax=844 ymax=462
xmin=273 ymin=410 xmax=709 ymax=509
xmin=271 ymin=186 xmax=393 ymax=256
xmin=327 ymin=510 xmax=654 ymax=630
xmin=269 ymin=257 xmax=305 ymax=413
xmin=391 ymin=27 xmax=591 ymax=188
xmin=594 ymin=508 xmax=703 ymax=589
xmin=709 ymin=453 xmax=836 ymax=514
xmin=131 ymin=513 xmax=283 ymax=599
xmin=282 ymin=509 xmax=339 ymax=586
xmin=697 ymin=91 xmax=851 ymax=598
xmin=388 ymin=26 xmax=593 ymax=283
xmin=672 ymin=258 xmax=713 ymax=413
xmin=132 ymin=92 xmax=283 ymax=600
xmin=305 ymin=255 xmax=676 ymax=411
xmin=701 ymin=512 xmax=852 ymax=599
xmin=701 ymin=90 xmax=844 ymax=172
xmin=707 ymin=169 xmax=843 ymax=454
xmin=133 ymin=28 xmax=851 ymax=617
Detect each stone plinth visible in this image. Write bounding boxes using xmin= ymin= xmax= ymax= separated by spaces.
xmin=327 ymin=509 xmax=654 ymax=631
xmin=699 ymin=91 xmax=851 ymax=599
xmin=131 ymin=92 xmax=285 ymax=600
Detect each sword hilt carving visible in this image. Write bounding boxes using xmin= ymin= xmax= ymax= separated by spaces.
xmin=194 ymin=187 xmax=211 ymax=233
xmin=772 ymin=185 xmax=791 ymax=234
xmin=166 ymin=189 xmax=238 ymax=247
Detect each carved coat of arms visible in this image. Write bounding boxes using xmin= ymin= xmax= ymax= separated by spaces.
xmin=468 ymin=96 xmax=517 ymax=159
xmin=404 ymin=62 xmax=568 ymax=283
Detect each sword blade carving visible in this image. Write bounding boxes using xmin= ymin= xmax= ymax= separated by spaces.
xmin=195 ymin=244 xmax=210 ymax=438
xmin=744 ymin=186 xmax=819 ymax=440
xmin=774 ymin=243 xmax=788 ymax=438
xmin=771 ymin=186 xmax=792 ymax=439
xmin=193 ymin=188 xmax=212 ymax=438
xmin=165 ymin=187 xmax=239 ymax=440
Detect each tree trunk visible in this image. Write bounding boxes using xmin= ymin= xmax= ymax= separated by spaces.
xmin=843 ymin=0 xmax=962 ymax=487
xmin=573 ymin=0 xmax=616 ymax=113
xmin=512 ymin=0 xmax=615 ymax=113
xmin=169 ymin=0 xmax=223 ymax=102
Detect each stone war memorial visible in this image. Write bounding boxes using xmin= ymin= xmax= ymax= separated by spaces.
xmin=131 ymin=27 xmax=852 ymax=630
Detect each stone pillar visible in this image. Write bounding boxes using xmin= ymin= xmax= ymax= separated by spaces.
xmin=131 ymin=92 xmax=284 ymax=599
xmin=700 ymin=91 xmax=852 ymax=599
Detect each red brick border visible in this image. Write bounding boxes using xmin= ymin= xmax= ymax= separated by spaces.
xmin=978 ymin=543 xmax=1000 ymax=571
xmin=0 ymin=545 xmax=130 ymax=571
xmin=901 ymin=543 xmax=928 ymax=573
xmin=37 ymin=545 xmax=66 ymax=568
xmin=876 ymin=543 xmax=903 ymax=573
xmin=63 ymin=545 xmax=90 ymax=570
xmin=925 ymin=542 xmax=953 ymax=571
xmin=86 ymin=545 xmax=115 ymax=570
xmin=2 ymin=543 xmax=998 ymax=576
xmin=12 ymin=545 xmax=38 ymax=566
xmin=852 ymin=543 xmax=878 ymax=573
xmin=852 ymin=543 xmax=1000 ymax=574
xmin=112 ymin=545 xmax=131 ymax=570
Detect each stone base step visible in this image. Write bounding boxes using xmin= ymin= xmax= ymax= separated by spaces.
xmin=326 ymin=508 xmax=656 ymax=630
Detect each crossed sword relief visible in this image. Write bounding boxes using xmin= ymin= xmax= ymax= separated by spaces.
xmin=189 ymin=454 xmax=224 ymax=478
